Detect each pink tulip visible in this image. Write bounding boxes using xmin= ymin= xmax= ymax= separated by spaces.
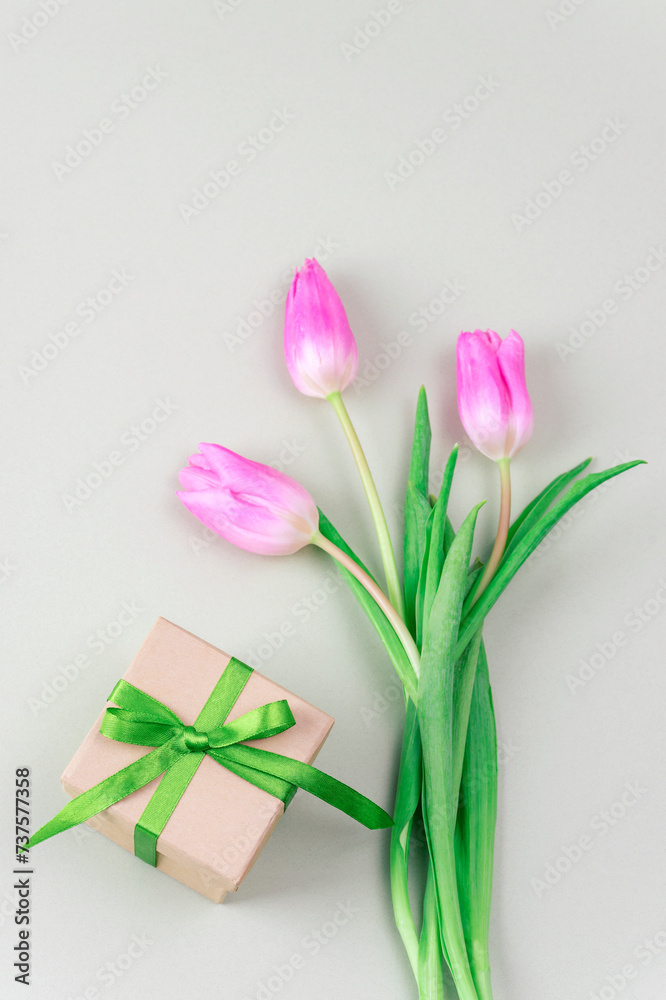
xmin=456 ymin=329 xmax=533 ymax=461
xmin=177 ymin=444 xmax=320 ymax=555
xmin=284 ymin=259 xmax=358 ymax=398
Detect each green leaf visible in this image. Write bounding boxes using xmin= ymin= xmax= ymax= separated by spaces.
xmin=409 ymin=386 xmax=432 ymax=496
xmin=414 ymin=450 xmax=459 ymax=651
xmin=405 ymin=484 xmax=432 ymax=640
xmin=444 ymin=514 xmax=456 ymax=555
xmin=455 ymin=641 xmax=497 ymax=1000
xmin=457 ymin=459 xmax=645 ymax=659
xmin=418 ymin=867 xmax=446 ymax=1000
xmin=464 ymin=457 xmax=594 ymax=611
xmin=404 ymin=389 xmax=432 ymax=637
xmin=504 ymin=456 xmax=592 ymax=553
xmin=451 ymin=630 xmax=483 ymax=801
xmin=418 ymin=502 xmax=484 ymax=999
xmin=464 ymin=458 xmax=592 ymax=614
xmin=423 ymin=446 xmax=459 ymax=627
xmin=414 ymin=512 xmax=432 ymax=651
xmin=465 ymin=562 xmax=483 ymax=600
xmin=317 ymin=509 xmax=416 ymax=700
xmin=390 ymin=699 xmax=423 ymax=980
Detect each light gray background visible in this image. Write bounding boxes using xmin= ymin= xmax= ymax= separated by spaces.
xmin=1 ymin=1 xmax=665 ymax=998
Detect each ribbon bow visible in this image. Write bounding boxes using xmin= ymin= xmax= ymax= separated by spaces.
xmin=23 ymin=658 xmax=392 ymax=866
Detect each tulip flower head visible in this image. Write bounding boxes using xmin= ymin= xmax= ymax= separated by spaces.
xmin=284 ymin=259 xmax=358 ymax=398
xmin=177 ymin=444 xmax=319 ymax=555
xmin=456 ymin=329 xmax=533 ymax=462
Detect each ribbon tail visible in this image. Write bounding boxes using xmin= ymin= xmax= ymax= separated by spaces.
xmin=21 ymin=738 xmax=184 ymax=852
xmin=214 ymin=745 xmax=394 ymax=830
xmin=134 ymin=752 xmax=206 ymax=866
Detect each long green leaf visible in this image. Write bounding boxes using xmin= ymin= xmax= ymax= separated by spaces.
xmin=444 ymin=514 xmax=456 ymax=555
xmin=404 ymin=388 xmax=432 ymax=635
xmin=317 ymin=509 xmax=416 ymax=700
xmin=457 ymin=460 xmax=645 ymax=659
xmin=419 ymin=503 xmax=484 ymax=1000
xmin=413 ymin=529 xmax=482 ymax=999
xmin=377 ymin=388 xmax=432 ymax=985
xmin=406 ymin=485 xmax=432 ymax=641
xmin=465 ymin=563 xmax=483 ymax=600
xmin=391 ymin=389 xmax=433 ymax=981
xmin=465 ymin=456 xmax=594 ymax=610
xmin=414 ymin=508 xmax=433 ymax=651
xmin=504 ymin=456 xmax=592 ymax=553
xmin=409 ymin=386 xmax=432 ymax=496
xmin=423 ymin=446 xmax=459 ymax=627
xmin=451 ymin=630 xmax=483 ymax=800
xmin=390 ymin=699 xmax=423 ymax=980
xmin=418 ymin=867 xmax=445 ymax=1000
xmin=455 ymin=641 xmax=497 ymax=1000
xmin=415 ymin=453 xmax=458 ymax=651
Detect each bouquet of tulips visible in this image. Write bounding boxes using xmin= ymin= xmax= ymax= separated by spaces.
xmin=177 ymin=260 xmax=643 ymax=999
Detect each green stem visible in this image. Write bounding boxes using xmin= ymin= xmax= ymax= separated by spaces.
xmin=474 ymin=458 xmax=511 ymax=601
xmin=327 ymin=391 xmax=406 ymax=620
xmin=312 ymin=531 xmax=420 ymax=702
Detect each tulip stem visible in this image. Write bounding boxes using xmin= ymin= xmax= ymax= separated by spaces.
xmin=327 ymin=391 xmax=406 ymax=621
xmin=312 ymin=530 xmax=420 ymax=702
xmin=474 ymin=458 xmax=511 ymax=601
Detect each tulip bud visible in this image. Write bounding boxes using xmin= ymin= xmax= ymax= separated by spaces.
xmin=456 ymin=329 xmax=533 ymax=461
xmin=177 ymin=443 xmax=319 ymax=555
xmin=284 ymin=258 xmax=358 ymax=398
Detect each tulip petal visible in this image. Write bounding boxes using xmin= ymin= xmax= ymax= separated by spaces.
xmin=496 ymin=331 xmax=534 ymax=457
xmin=178 ymin=464 xmax=219 ymax=491
xmin=177 ymin=489 xmax=314 ymax=555
xmin=284 ymin=259 xmax=358 ymax=398
xmin=481 ymin=329 xmax=502 ymax=352
xmin=176 ymin=444 xmax=319 ymax=556
xmin=456 ymin=330 xmax=511 ymax=461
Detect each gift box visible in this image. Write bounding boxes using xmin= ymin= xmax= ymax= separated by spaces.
xmin=61 ymin=617 xmax=335 ymax=902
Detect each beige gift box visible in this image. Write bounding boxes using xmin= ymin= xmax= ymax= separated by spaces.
xmin=61 ymin=617 xmax=334 ymax=902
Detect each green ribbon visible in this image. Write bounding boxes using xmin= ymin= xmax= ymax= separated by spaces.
xmin=23 ymin=658 xmax=392 ymax=866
